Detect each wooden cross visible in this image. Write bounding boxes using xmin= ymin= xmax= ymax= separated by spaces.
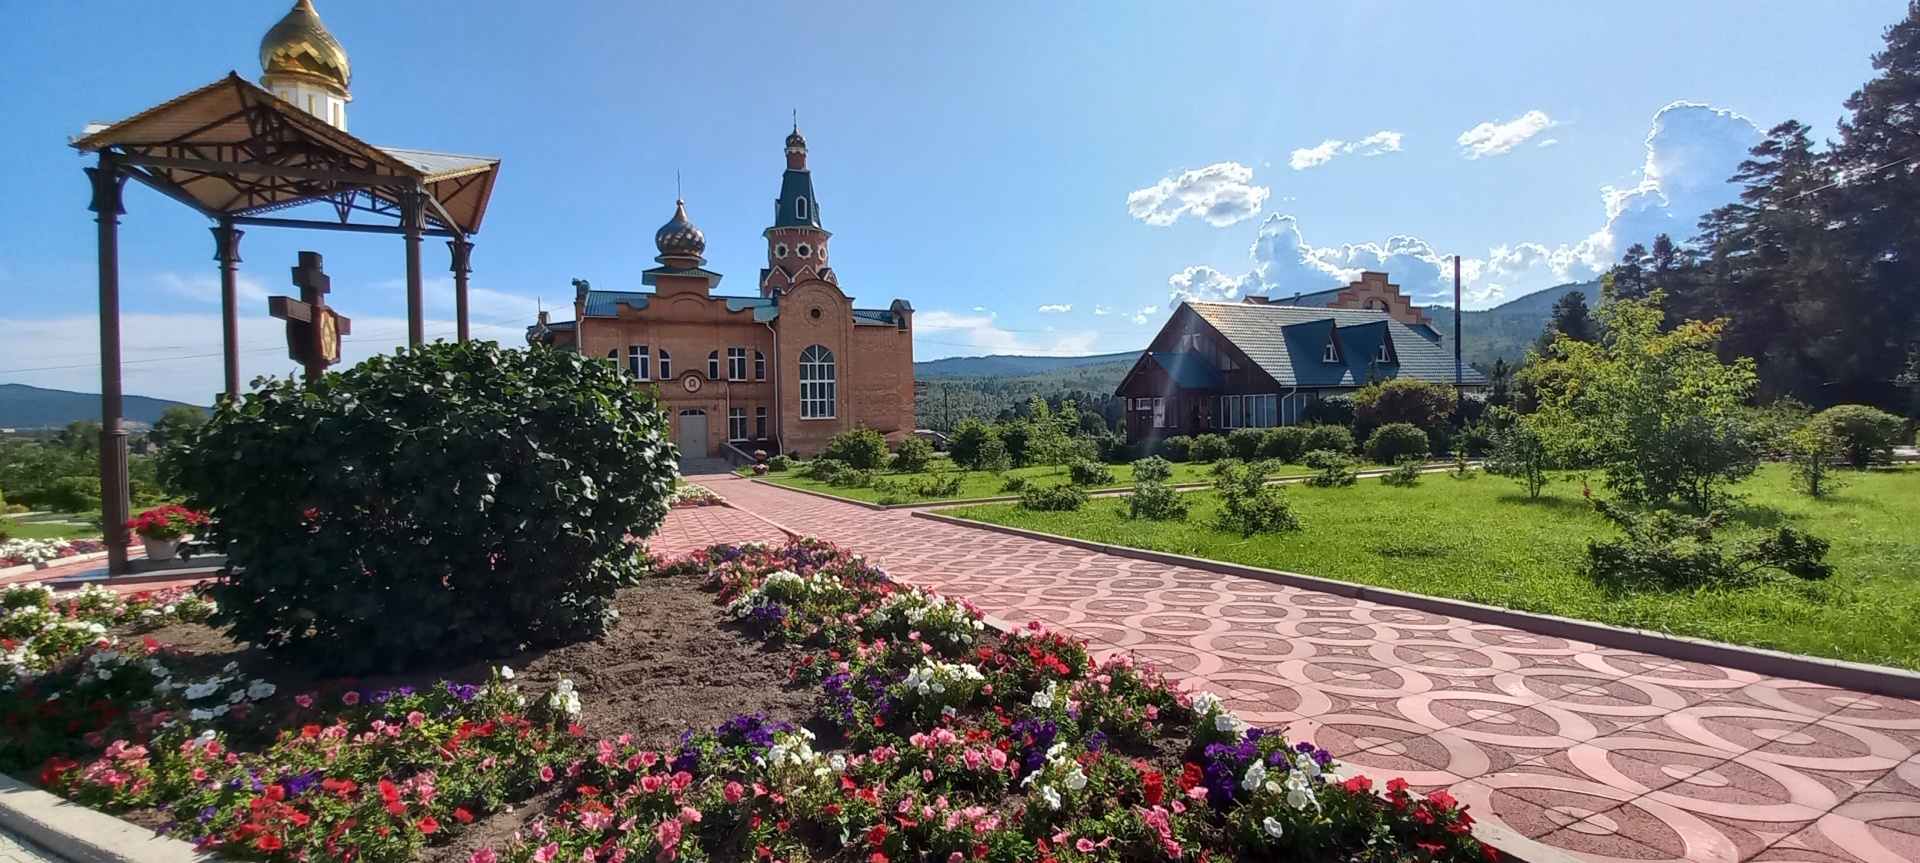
xmin=268 ymin=251 xmax=352 ymax=382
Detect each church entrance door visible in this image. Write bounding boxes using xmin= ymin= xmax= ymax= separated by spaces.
xmin=678 ymin=409 xmax=708 ymax=456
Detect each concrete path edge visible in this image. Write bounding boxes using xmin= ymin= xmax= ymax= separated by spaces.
xmin=914 ymin=510 xmax=1920 ymax=700
xmin=0 ymin=773 xmax=215 ymax=863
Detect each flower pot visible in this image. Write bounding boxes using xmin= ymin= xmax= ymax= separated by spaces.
xmin=142 ymin=537 xmax=179 ymax=561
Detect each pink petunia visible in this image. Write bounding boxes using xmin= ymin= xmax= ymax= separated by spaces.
xmin=533 ymin=844 xmax=559 ymax=863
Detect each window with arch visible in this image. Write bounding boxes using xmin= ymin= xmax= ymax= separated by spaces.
xmin=708 ymin=351 xmax=721 ymax=380
xmin=754 ymin=350 xmax=766 ymax=380
xmin=658 ymin=349 xmax=671 ymax=379
xmin=796 ymin=197 xmax=809 ymax=220
xmin=799 ymin=345 xmax=836 ymax=419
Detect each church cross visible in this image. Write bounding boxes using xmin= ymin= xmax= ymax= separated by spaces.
xmin=268 ymin=251 xmax=353 ymax=382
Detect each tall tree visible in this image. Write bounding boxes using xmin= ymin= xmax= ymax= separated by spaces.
xmin=1535 ymin=290 xmax=1598 ymax=354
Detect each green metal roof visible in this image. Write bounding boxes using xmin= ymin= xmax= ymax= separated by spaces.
xmin=772 ymin=169 xmax=821 ymax=229
xmin=1184 ymin=301 xmax=1486 ymax=388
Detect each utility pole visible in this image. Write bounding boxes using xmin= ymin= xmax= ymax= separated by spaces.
xmin=1453 ymin=255 xmax=1464 ymax=392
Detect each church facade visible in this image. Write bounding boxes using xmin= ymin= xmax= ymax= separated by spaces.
xmin=530 ymin=130 xmax=914 ymax=459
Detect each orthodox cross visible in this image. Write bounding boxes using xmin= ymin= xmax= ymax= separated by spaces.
xmin=268 ymin=251 xmax=352 ymax=382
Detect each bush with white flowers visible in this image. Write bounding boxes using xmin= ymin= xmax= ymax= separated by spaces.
xmin=865 ymin=589 xmax=987 ymax=655
xmin=897 ymin=658 xmax=986 ymax=720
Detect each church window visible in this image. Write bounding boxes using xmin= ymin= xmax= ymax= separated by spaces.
xmin=727 ymin=347 xmax=747 ymax=380
xmin=810 ymin=307 xmax=822 ymax=319
xmin=658 ymin=349 xmax=671 ymax=379
xmin=754 ymin=350 xmax=766 ymax=380
xmin=728 ymin=408 xmax=748 ymax=441
xmin=796 ymin=197 xmax=809 ymax=220
xmin=628 ymin=345 xmax=650 ymax=380
xmin=799 ymin=345 xmax=836 ymax=419
xmin=708 ymin=351 xmax=721 ymax=379
xmin=756 ymin=407 xmax=768 ymax=438
xmin=797 ymin=244 xmax=812 ymax=259
xmin=775 ymin=243 xmax=788 ymax=258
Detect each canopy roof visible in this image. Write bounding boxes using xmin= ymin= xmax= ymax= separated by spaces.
xmin=72 ymin=73 xmax=499 ymax=235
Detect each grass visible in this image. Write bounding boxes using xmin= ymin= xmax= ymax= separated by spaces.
xmin=942 ymin=464 xmax=1920 ymax=670
xmin=758 ymin=460 xmax=1309 ymax=504
xmin=1 ymin=519 xmax=102 ymax=541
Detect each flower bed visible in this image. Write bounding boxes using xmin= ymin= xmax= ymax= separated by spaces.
xmin=669 ymin=484 xmax=726 ymax=508
xmin=1 ymin=542 xmax=1492 ymax=863
xmin=1 ymin=537 xmax=105 ymax=569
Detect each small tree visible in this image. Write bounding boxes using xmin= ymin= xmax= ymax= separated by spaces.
xmin=1302 ymin=449 xmax=1358 ymax=487
xmin=1211 ymin=460 xmax=1302 ymax=537
xmin=822 ymin=427 xmax=891 ymax=470
xmin=1485 ymin=416 xmax=1553 ymax=498
xmin=1352 ymin=378 xmax=1458 ymax=429
xmin=892 ymin=435 xmax=935 ymax=472
xmin=1364 ymin=423 xmax=1432 ymax=465
xmin=975 ymin=438 xmax=1013 ymax=473
xmin=948 ymin=418 xmax=999 ymax=471
xmin=146 ymin=405 xmax=209 ymax=450
xmin=1816 ymin=404 xmax=1906 ymax=468
xmin=1123 ymin=456 xmax=1187 ymax=521
xmin=1786 ymin=421 xmax=1848 ymax=498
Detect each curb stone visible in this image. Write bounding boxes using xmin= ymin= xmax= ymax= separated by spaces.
xmin=912 ymin=510 xmax=1920 ymax=700
xmin=0 ymin=773 xmax=218 ymax=863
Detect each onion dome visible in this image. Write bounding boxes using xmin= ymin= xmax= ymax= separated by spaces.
xmin=260 ymin=0 xmax=351 ymax=93
xmin=655 ymin=199 xmax=707 ymax=260
xmin=786 ymin=125 xmax=807 ymax=151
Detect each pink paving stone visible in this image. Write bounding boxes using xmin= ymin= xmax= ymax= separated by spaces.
xmin=702 ymin=474 xmax=1920 ymax=863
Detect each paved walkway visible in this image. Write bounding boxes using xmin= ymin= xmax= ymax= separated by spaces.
xmin=694 ymin=472 xmax=1920 ymax=863
xmin=0 ymin=828 xmax=58 ymax=863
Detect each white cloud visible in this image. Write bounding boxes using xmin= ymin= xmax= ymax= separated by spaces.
xmin=1092 ymin=305 xmax=1113 ymax=316
xmin=1289 ymin=131 xmax=1404 ymax=170
xmin=1131 ymin=305 xmax=1160 ymax=325
xmin=1568 ymin=101 xmax=1763 ymax=273
xmin=1457 ymin=110 xmax=1556 ymax=158
xmin=1167 ymin=266 xmax=1250 ymax=304
xmin=155 ymin=272 xmax=270 ymax=306
xmin=1126 ymin=162 xmax=1270 ymax=227
xmin=1036 ymin=303 xmax=1071 ymax=313
xmin=914 ymin=310 xmax=1098 ymax=357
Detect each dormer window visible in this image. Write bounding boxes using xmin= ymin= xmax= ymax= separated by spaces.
xmin=1322 ymin=336 xmax=1341 ymax=363
xmin=796 ymin=197 xmax=809 ymax=219
xmin=1377 ymin=332 xmax=1397 ymax=364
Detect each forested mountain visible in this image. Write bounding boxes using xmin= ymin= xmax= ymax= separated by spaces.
xmin=0 ymin=384 xmax=195 ymax=430
xmin=1457 ymin=281 xmax=1599 ymax=369
xmin=915 ymin=351 xmax=1138 ymax=379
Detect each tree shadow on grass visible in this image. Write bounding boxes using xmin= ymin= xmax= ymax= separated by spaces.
xmin=1492 ymin=493 xmax=1591 ymax=515
xmin=1719 ymin=503 xmax=1791 ymax=528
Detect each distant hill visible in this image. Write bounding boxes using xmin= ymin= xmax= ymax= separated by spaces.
xmin=914 ymin=351 xmax=1138 ymax=379
xmin=1456 ymin=280 xmax=1597 ymax=369
xmin=0 ymin=384 xmax=197 ymax=430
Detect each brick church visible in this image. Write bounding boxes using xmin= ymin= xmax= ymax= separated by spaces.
xmin=529 ymin=128 xmax=915 ymax=459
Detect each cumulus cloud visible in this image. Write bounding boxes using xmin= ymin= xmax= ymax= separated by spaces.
xmin=1568 ymin=101 xmax=1763 ymax=273
xmin=1126 ymin=162 xmax=1270 ymax=227
xmin=1092 ymin=305 xmax=1113 ymax=316
xmin=915 ymin=310 xmax=1098 ymax=357
xmin=1289 ymin=131 xmax=1404 ymax=170
xmin=1457 ymin=110 xmax=1555 ymax=158
xmin=1037 ymin=303 xmax=1071 ymax=313
xmin=1167 ymin=266 xmax=1250 ymax=304
xmin=1131 ymin=306 xmax=1160 ymax=325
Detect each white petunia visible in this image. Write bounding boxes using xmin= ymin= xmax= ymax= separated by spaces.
xmin=1065 ymin=769 xmax=1088 ymax=791
xmin=499 ymin=666 xmax=515 ymax=680
xmin=1031 ymin=685 xmax=1054 ymax=710
xmin=1263 ymin=815 xmax=1285 ymax=838
xmin=1191 ymin=691 xmax=1221 ymax=716
xmin=1040 ymin=785 xmax=1062 ymax=810
xmin=1242 ymin=761 xmax=1267 ymax=790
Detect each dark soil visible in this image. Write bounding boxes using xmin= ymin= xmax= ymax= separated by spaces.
xmin=106 ymin=574 xmax=819 ymax=863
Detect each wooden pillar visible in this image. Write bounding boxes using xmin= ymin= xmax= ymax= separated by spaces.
xmin=212 ymin=220 xmax=244 ymax=401
xmin=448 ymin=236 xmax=473 ymax=343
xmin=402 ymin=189 xmax=425 ymax=345
xmin=88 ymin=156 xmax=131 ymax=576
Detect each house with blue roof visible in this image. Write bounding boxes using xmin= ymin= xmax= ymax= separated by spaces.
xmin=527 ymin=128 xmax=914 ymax=460
xmin=1114 ymin=298 xmax=1487 ymax=444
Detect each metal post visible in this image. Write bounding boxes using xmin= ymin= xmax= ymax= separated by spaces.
xmin=212 ymin=219 xmax=244 ymax=401
xmin=448 ymin=236 xmax=473 ymax=343
xmin=88 ymin=157 xmax=131 ymax=576
xmin=1453 ymin=255 xmax=1464 ymax=390
xmin=403 ymin=189 xmax=425 ymax=345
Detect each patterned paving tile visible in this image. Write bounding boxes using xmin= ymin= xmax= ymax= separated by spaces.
xmin=703 ymin=475 xmax=1920 ymax=863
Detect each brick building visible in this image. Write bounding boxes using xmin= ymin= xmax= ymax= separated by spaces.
xmin=529 ymin=128 xmax=914 ymax=459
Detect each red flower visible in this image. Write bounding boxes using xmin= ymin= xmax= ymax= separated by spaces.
xmin=453 ymin=808 xmax=474 ymax=824
xmin=1142 ymin=770 xmax=1165 ymax=806
xmin=39 ymin=757 xmax=78 ymax=787
xmin=870 ymin=855 xmax=888 ymax=863
xmin=1482 ymin=847 xmax=1501 ymax=862
xmin=417 ymin=816 xmax=439 ymax=835
xmin=866 ymin=824 xmax=890 ymax=846
xmin=1177 ymin=762 xmax=1204 ymax=792
xmin=1386 ymin=777 xmax=1410 ymax=794
xmin=1427 ymin=790 xmax=1459 ymax=810
xmin=1416 ymin=841 xmax=1446 ymax=854
xmin=257 ymin=834 xmax=283 ymax=852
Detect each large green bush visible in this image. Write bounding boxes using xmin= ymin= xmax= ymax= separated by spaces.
xmin=1816 ymin=404 xmax=1906 ymax=467
xmin=1019 ymin=483 xmax=1088 ymax=512
xmin=1067 ymin=459 xmax=1115 ymax=487
xmin=1583 ymin=500 xmax=1832 ymax=591
xmin=1257 ymin=426 xmax=1308 ymax=463
xmin=892 ymin=436 xmax=935 ymax=472
xmin=821 ymin=427 xmax=890 ymax=470
xmin=1211 ymin=459 xmax=1301 ymax=537
xmin=1157 ymin=435 xmax=1193 ymax=462
xmin=1188 ymin=434 xmax=1231 ymax=463
xmin=1226 ymin=428 xmax=1266 ymax=460
xmin=1364 ymin=423 xmax=1432 ymax=465
xmin=1352 ymin=378 xmax=1459 ymax=428
xmin=947 ymin=418 xmax=999 ymax=470
xmin=1301 ymin=424 xmax=1355 ymax=455
xmin=161 ymin=341 xmax=678 ymax=675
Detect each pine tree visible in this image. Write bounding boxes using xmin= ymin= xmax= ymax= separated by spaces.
xmin=1535 ymin=290 xmax=1597 ymax=354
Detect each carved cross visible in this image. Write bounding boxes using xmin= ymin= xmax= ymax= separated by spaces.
xmin=268 ymin=251 xmax=353 ymax=382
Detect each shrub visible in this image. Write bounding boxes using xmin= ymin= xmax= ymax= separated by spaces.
xmin=803 ymin=457 xmax=850 ymax=481
xmin=892 ymin=436 xmax=935 ymax=472
xmin=1380 ymin=459 xmax=1424 ymax=487
xmin=1364 ymin=423 xmax=1432 ymax=465
xmin=1353 ymin=378 xmax=1459 ymax=428
xmin=1258 ymin=426 xmax=1308 ymax=463
xmin=821 ymin=426 xmax=890 ymax=470
xmin=1095 ymin=433 xmax=1136 ymax=465
xmin=1132 ymin=455 xmax=1175 ymax=484
xmin=1226 ymin=428 xmax=1266 ymax=460
xmin=947 ymin=418 xmax=999 ymax=470
xmin=1301 ymin=424 xmax=1355 ymax=456
xmin=161 ymin=340 xmax=677 ymax=674
xmin=1157 ymin=435 xmax=1193 ymax=462
xmin=1019 ymin=483 xmax=1088 ymax=512
xmin=975 ymin=438 xmax=1013 ymax=473
xmin=999 ymin=475 xmax=1031 ymax=494
xmin=766 ymin=454 xmax=796 ymax=472
xmin=1302 ymin=449 xmax=1357 ymax=487
xmin=1067 ymin=459 xmax=1116 ymax=487
xmin=1582 ymin=500 xmax=1832 ymax=591
xmin=38 ymin=476 xmax=101 ymax=514
xmin=1302 ymin=395 xmax=1355 ymax=426
xmin=905 ymin=471 xmax=963 ymax=498
xmin=1448 ymin=442 xmax=1477 ymax=481
xmin=1123 ymin=456 xmax=1187 ymax=521
xmin=826 ymin=466 xmax=876 ymax=488
xmin=1189 ymin=434 xmax=1231 ymax=463
xmin=1485 ymin=417 xmax=1553 ymax=498
xmin=1816 ymin=404 xmax=1906 ymax=468
xmin=1211 ymin=460 xmax=1301 ymax=537
xmin=1786 ymin=421 xmax=1847 ymax=498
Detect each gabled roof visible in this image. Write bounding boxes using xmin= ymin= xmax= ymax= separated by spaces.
xmin=1147 ymin=351 xmax=1224 ymax=390
xmin=578 ymin=290 xmax=889 ymax=325
xmin=1184 ymin=302 xmax=1486 ymax=388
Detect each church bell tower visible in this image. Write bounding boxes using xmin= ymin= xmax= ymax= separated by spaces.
xmin=761 ymin=124 xmax=835 ymax=297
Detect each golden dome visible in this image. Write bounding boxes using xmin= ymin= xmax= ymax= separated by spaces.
xmin=259 ymin=0 xmax=350 ymax=93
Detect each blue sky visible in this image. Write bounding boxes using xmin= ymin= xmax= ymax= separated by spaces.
xmin=0 ymin=1 xmax=1905 ymax=403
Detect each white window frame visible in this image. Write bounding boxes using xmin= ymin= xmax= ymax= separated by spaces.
xmin=1323 ymin=340 xmax=1340 ymax=363
xmin=728 ymin=408 xmax=749 ymax=441
xmin=658 ymin=349 xmax=671 ymax=379
xmin=796 ymin=197 xmax=809 ymax=220
xmin=799 ymin=345 xmax=836 ymax=419
xmin=727 ymin=347 xmax=748 ymax=380
xmin=628 ymin=345 xmax=649 ymax=380
xmin=1152 ymin=397 xmax=1166 ymax=429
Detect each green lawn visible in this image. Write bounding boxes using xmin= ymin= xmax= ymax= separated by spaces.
xmin=761 ymin=460 xmax=1309 ymax=505
xmin=943 ymin=464 xmax=1920 ymax=670
xmin=2 ymin=519 xmax=102 ymax=541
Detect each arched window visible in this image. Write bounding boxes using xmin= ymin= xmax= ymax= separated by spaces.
xmin=658 ymin=349 xmax=671 ymax=379
xmin=799 ymin=345 xmax=835 ymax=419
xmin=754 ymin=350 xmax=766 ymax=380
xmin=796 ymin=197 xmax=809 ymax=220
xmin=708 ymin=350 xmax=721 ymax=380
